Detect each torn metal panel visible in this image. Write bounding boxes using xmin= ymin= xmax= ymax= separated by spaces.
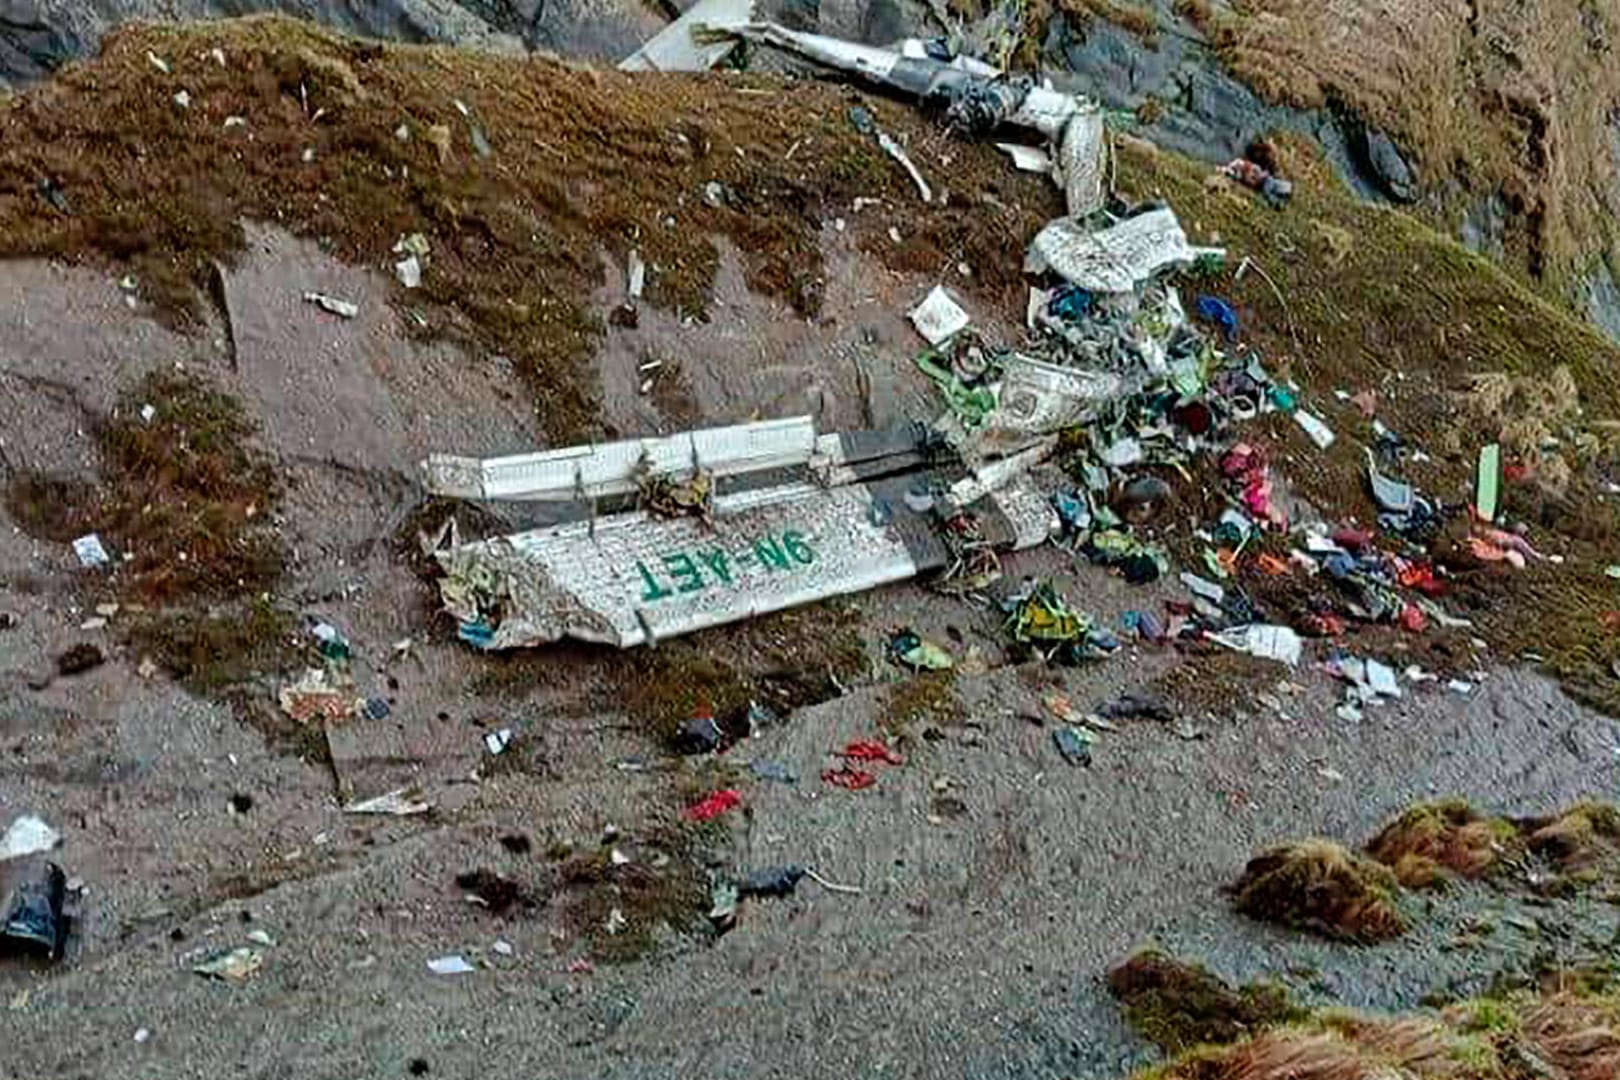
xmin=422 ymin=416 xmax=818 ymax=501
xmin=944 ymin=440 xmax=1057 ymax=513
xmin=893 ymin=38 xmax=1001 ymax=78
xmin=618 ymin=0 xmax=754 ymax=71
xmin=814 ymin=426 xmax=934 ymax=485
xmin=1056 ymin=105 xmax=1107 ymax=218
xmin=983 ymin=354 xmax=1129 ymax=449
xmin=1006 ymin=86 xmax=1084 ymax=138
xmin=435 ymin=472 xmax=1054 ymax=650
xmin=997 ymin=142 xmax=1052 ymax=173
xmin=1025 ymin=209 xmax=1223 ymax=295
xmin=728 ymin=23 xmax=1083 ymax=138
xmin=731 ymin=23 xmax=907 ymax=83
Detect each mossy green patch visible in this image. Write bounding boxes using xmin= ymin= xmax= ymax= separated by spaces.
xmin=1230 ymin=839 xmax=1408 ymax=943
xmin=879 ymin=669 xmax=964 ymax=740
xmin=1108 ymin=949 xmax=1305 ymax=1053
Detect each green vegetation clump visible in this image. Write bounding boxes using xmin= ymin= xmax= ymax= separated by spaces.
xmin=1229 ymin=840 xmax=1408 ymax=943
xmin=1108 ymin=949 xmax=1304 ymax=1053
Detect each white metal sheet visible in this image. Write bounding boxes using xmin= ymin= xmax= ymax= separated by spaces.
xmin=421 ymin=416 xmax=818 ymax=501
xmin=1026 ymin=208 xmax=1223 ymax=295
xmin=618 ymin=0 xmax=755 ymax=71
xmin=437 ymin=475 xmax=1055 ymax=649
xmin=1057 ymin=106 xmax=1106 ymax=218
xmin=981 ymin=354 xmax=1128 ymax=450
xmin=440 ymin=481 xmax=922 ymax=648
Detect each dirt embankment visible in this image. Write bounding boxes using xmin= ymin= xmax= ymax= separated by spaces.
xmin=0 ymin=16 xmax=1059 ymax=444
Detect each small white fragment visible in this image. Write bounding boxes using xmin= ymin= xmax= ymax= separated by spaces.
xmin=908 ymin=285 xmax=970 ymax=347
xmin=134 ymin=1028 xmax=151 ymax=1044
xmin=394 ymin=123 xmax=411 ymax=142
xmin=1179 ymin=571 xmax=1225 ymax=605
xmin=139 ymin=403 xmax=156 ymax=423
xmin=245 ymin=929 xmax=276 ymax=947
xmin=1365 ymin=659 xmax=1401 ymax=698
xmin=1100 ymin=438 xmax=1144 ymax=468
xmin=147 ymin=51 xmax=170 ymax=74
xmin=995 ymin=142 xmax=1052 ymax=173
xmin=626 ymin=249 xmax=645 ymax=300
xmin=394 ymin=255 xmax=422 ymax=289
xmin=72 ymin=533 xmax=110 ymax=567
xmin=491 ymin=940 xmax=515 ymax=957
xmin=610 ymin=848 xmax=631 ymax=866
xmin=877 ymin=132 xmax=932 ymax=203
xmin=173 ymin=90 xmax=191 ymax=110
xmin=483 ymin=728 xmax=513 ymax=756
xmin=301 ymin=147 xmax=316 ymax=163
xmin=427 ymin=955 xmax=475 ymax=976
xmin=605 ymin=908 xmax=627 ymax=935
xmin=210 ymin=47 xmax=226 ymax=67
xmin=1447 ymin=679 xmax=1474 ymax=695
xmin=302 ymin=292 xmax=358 ymax=319
xmin=1210 ymin=624 xmax=1303 ymax=666
xmin=1 ymin=815 xmax=60 ymax=862
xmin=393 ymin=232 xmax=431 ymax=257
xmin=1293 ymin=409 xmax=1336 ymax=449
xmin=223 ymin=116 xmax=246 ymax=129
xmin=345 ymin=788 xmax=431 ymax=816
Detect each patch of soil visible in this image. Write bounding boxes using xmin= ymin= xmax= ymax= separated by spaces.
xmin=1151 ymin=648 xmax=1284 ymax=720
xmin=6 ymin=369 xmax=285 ymax=603
xmin=552 ymin=823 xmax=715 ymax=965
xmin=879 ymin=669 xmax=965 ymax=740
xmin=454 ymin=868 xmax=536 ymax=915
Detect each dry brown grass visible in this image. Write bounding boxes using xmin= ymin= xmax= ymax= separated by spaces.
xmin=1518 ymin=993 xmax=1620 ymax=1080
xmin=1139 ymin=989 xmax=1620 ymax=1080
xmin=1229 ymin=840 xmax=1408 ymax=943
xmin=1058 ymin=0 xmax=1161 ymax=44
xmin=1108 ymin=950 xmax=1303 ymax=1053
xmin=1361 ymin=799 xmax=1620 ymax=897
xmin=1365 ymin=800 xmax=1517 ymax=889
xmin=1451 ymin=366 xmax=1584 ymax=495
xmin=1521 ymin=801 xmax=1620 ymax=876
xmin=1201 ymin=0 xmax=1620 ymax=299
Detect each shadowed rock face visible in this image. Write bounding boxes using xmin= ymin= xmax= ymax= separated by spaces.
xmin=0 ymin=0 xmax=639 ymax=87
xmin=0 ymin=0 xmax=901 ymax=85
